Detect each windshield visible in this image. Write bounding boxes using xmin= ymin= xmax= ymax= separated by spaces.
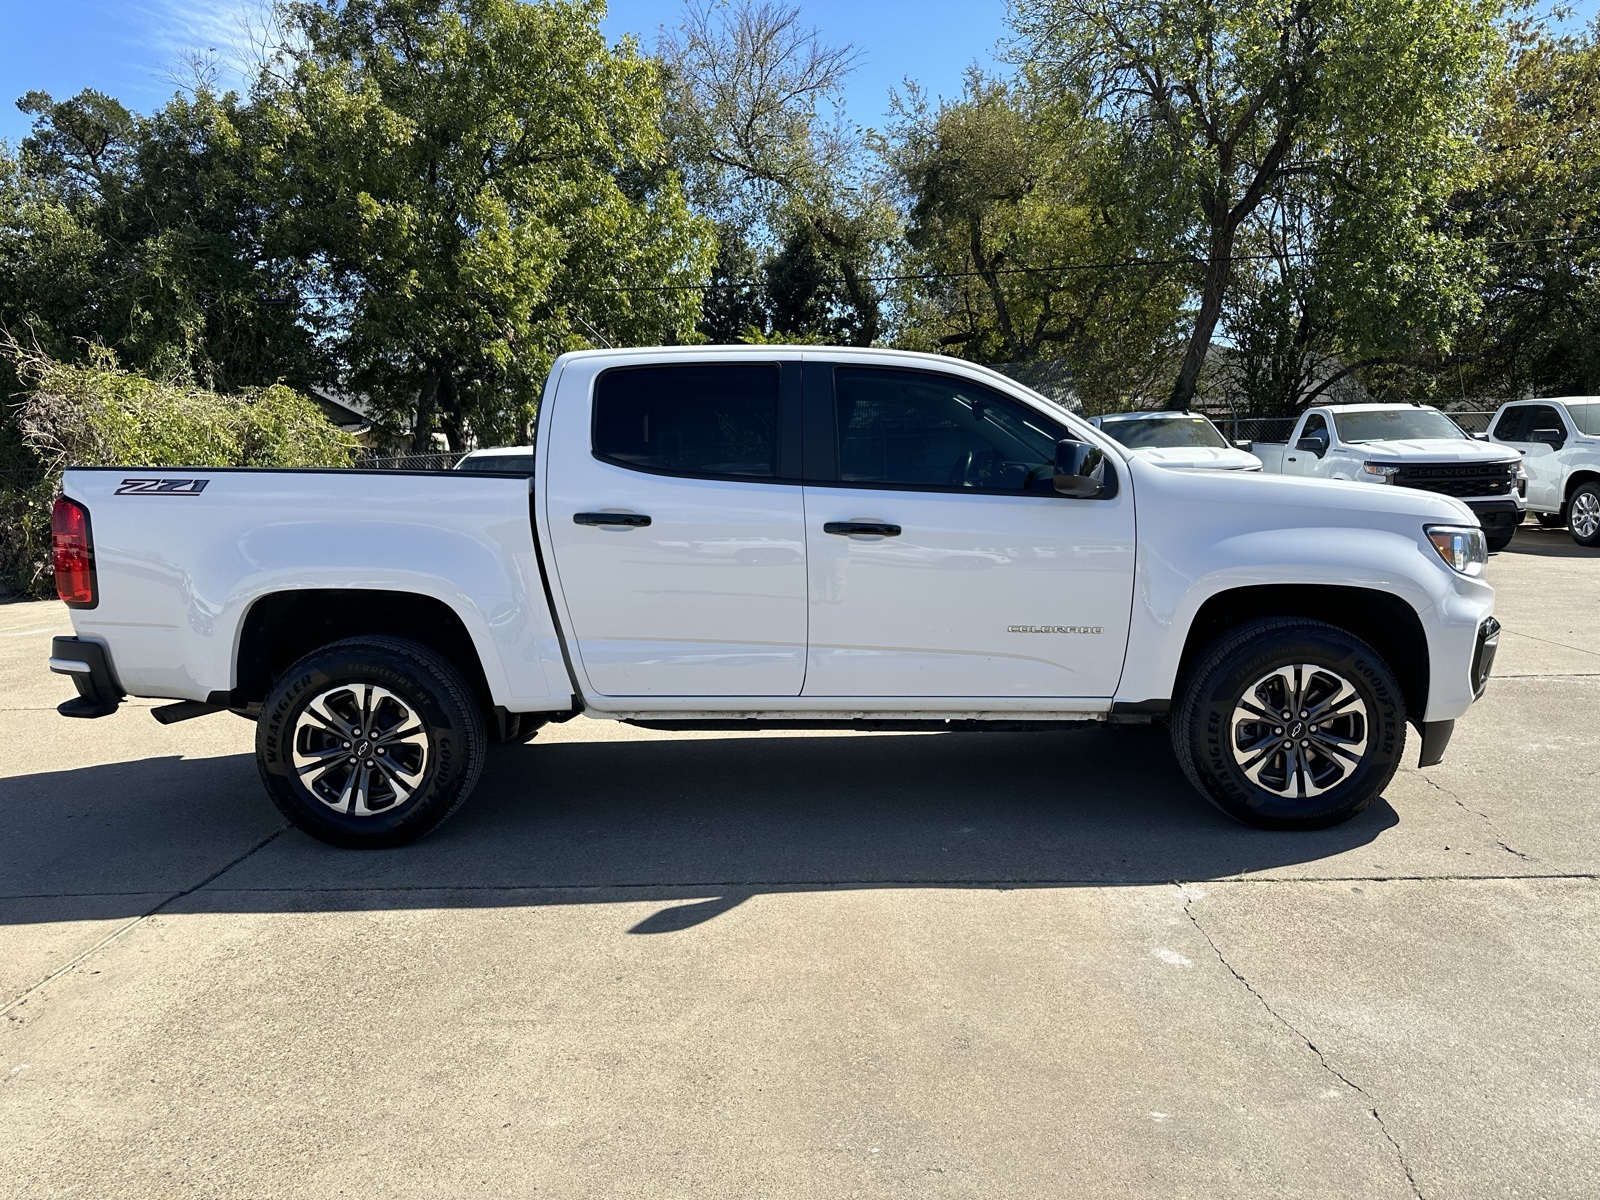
xmin=1332 ymin=409 xmax=1467 ymax=444
xmin=1099 ymin=416 xmax=1228 ymax=449
xmin=1567 ymin=402 xmax=1600 ymax=436
xmin=456 ymin=453 xmax=537 ymax=475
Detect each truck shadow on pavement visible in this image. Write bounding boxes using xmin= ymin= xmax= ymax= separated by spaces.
xmin=2 ymin=724 xmax=1397 ymax=932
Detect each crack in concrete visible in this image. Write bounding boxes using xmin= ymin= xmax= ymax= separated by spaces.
xmin=1 ymin=824 xmax=290 ymax=1018
xmin=1418 ymin=774 xmax=1532 ymax=860
xmin=1179 ymin=883 xmax=1425 ymax=1200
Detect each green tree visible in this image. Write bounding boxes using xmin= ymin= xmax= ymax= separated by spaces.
xmin=2 ymin=87 xmax=323 ymax=393
xmin=1439 ymin=21 xmax=1600 ymax=398
xmin=660 ymin=0 xmax=893 ymax=345
xmin=1011 ymin=0 xmax=1505 ymax=408
xmin=260 ymin=0 xmax=713 ymax=449
xmin=884 ymin=75 xmax=1187 ymax=409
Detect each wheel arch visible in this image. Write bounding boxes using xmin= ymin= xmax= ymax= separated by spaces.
xmin=232 ymin=588 xmax=497 ymax=727
xmin=1172 ymin=584 xmax=1430 ymax=724
xmin=1563 ymin=469 xmax=1600 ymax=504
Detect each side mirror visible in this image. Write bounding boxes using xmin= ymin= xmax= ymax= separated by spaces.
xmin=1296 ymin=431 xmax=1329 ymax=457
xmin=1054 ymin=439 xmax=1108 ymax=498
xmin=1233 ymin=439 xmax=1253 ymax=451
xmin=1530 ymin=428 xmax=1565 ymax=449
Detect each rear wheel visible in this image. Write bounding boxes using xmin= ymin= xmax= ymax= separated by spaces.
xmin=1172 ymin=618 xmax=1405 ymax=830
xmin=1569 ymin=483 xmax=1600 ymax=547
xmin=256 ymin=636 xmax=486 ymax=848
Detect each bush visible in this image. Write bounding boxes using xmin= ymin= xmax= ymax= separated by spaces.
xmin=1 ymin=347 xmax=356 ymax=598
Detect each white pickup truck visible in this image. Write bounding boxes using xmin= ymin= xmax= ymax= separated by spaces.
xmin=48 ymin=347 xmax=1500 ymax=846
xmin=1484 ymin=398 xmax=1600 ymax=547
xmin=1251 ymin=403 xmax=1526 ymax=550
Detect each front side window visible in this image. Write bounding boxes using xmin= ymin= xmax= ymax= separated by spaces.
xmin=594 ymin=364 xmax=779 ymax=479
xmin=1491 ymin=406 xmax=1531 ymax=441
xmin=834 ymin=368 xmax=1061 ymax=491
xmin=1301 ymin=413 xmax=1329 ymax=441
xmin=1101 ymin=415 xmax=1228 ymax=449
xmin=1332 ymin=408 xmax=1467 ymax=444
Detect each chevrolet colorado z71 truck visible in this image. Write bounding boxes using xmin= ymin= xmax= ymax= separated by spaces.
xmin=1252 ymin=403 xmax=1526 ymax=550
xmin=48 ymin=347 xmax=1500 ymax=846
xmin=1484 ymin=398 xmax=1600 ymax=547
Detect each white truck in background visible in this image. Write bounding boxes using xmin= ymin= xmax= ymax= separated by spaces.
xmin=1484 ymin=398 xmax=1600 ymax=547
xmin=48 ymin=347 xmax=1499 ymax=847
xmin=1089 ymin=411 xmax=1263 ymax=472
xmin=1251 ymin=403 xmax=1526 ymax=550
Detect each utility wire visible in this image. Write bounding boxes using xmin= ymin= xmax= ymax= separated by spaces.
xmin=572 ymin=231 xmax=1600 ymax=295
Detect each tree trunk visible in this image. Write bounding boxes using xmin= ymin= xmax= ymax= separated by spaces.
xmin=1169 ymin=230 xmax=1234 ymax=410
xmin=411 ymin=365 xmax=442 ymax=453
xmin=439 ymin=371 xmax=464 ymax=453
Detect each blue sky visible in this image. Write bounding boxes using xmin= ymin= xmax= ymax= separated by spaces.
xmin=4 ymin=1 xmax=1597 ymax=149
xmin=0 ymin=0 xmax=1012 ymax=146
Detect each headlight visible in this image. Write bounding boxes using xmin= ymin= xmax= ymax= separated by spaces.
xmin=1426 ymin=524 xmax=1487 ymax=576
xmin=1363 ymin=462 xmax=1400 ymax=482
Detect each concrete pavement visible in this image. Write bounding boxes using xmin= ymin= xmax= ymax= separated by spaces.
xmin=3 ymin=526 xmax=1598 ymax=1198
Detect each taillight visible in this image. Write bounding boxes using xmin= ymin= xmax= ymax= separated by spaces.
xmin=52 ymin=496 xmax=96 ymax=608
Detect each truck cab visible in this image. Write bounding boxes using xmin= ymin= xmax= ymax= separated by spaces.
xmin=1485 ymin=399 xmax=1600 ymax=547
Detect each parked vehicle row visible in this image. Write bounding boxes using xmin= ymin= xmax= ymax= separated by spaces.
xmin=49 ymin=347 xmax=1499 ymax=848
xmin=1089 ymin=397 xmax=1600 ymax=550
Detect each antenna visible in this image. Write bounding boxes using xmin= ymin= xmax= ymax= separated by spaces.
xmin=573 ymin=315 xmax=613 ymax=349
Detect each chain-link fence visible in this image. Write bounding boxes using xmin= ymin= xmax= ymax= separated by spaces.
xmin=352 ymin=450 xmax=462 ymax=471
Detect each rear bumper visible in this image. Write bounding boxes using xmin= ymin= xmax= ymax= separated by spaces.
xmin=49 ymin=636 xmax=123 ymax=718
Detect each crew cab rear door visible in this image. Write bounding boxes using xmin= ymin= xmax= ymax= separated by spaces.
xmin=799 ymin=361 xmax=1136 ymax=698
xmin=540 ymin=357 xmax=808 ymax=697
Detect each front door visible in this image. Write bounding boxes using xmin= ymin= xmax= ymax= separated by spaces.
xmin=801 ymin=364 xmax=1136 ymax=699
xmin=1493 ymin=403 xmax=1567 ymax=510
xmin=543 ymin=360 xmax=808 ymax=697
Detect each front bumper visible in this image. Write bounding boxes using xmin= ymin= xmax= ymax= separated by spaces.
xmin=49 ymin=636 xmax=123 ymax=718
xmin=1464 ymin=498 xmax=1523 ymax=535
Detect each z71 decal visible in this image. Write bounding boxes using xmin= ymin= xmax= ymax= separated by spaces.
xmin=115 ymin=478 xmax=210 ymax=496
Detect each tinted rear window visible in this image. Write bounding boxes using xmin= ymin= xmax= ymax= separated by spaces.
xmin=1567 ymin=402 xmax=1600 ymax=436
xmin=456 ymin=454 xmax=537 ymax=475
xmin=593 ymin=364 xmax=780 ymax=478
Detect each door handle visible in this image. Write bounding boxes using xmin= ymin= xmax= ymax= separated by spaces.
xmin=824 ymin=521 xmax=901 ymax=537
xmin=1287 ymin=457 xmax=1298 ymax=463
xmin=574 ymin=512 xmax=651 ymax=527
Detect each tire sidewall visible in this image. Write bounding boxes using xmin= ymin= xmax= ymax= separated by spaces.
xmin=257 ymin=645 xmax=476 ymax=847
xmin=1570 ymin=484 xmax=1600 ymax=547
xmin=1190 ymin=629 xmax=1403 ymax=829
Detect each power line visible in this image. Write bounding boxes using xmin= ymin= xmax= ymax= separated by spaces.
xmin=573 ymin=231 xmax=1600 ymax=295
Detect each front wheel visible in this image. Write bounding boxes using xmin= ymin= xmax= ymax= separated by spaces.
xmin=1569 ymin=483 xmax=1600 ymax=547
xmin=256 ymin=636 xmax=487 ymax=848
xmin=1171 ymin=618 xmax=1405 ymax=830
xmin=1486 ymin=526 xmax=1516 ymax=552
xmin=1536 ymin=512 xmax=1566 ymax=529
